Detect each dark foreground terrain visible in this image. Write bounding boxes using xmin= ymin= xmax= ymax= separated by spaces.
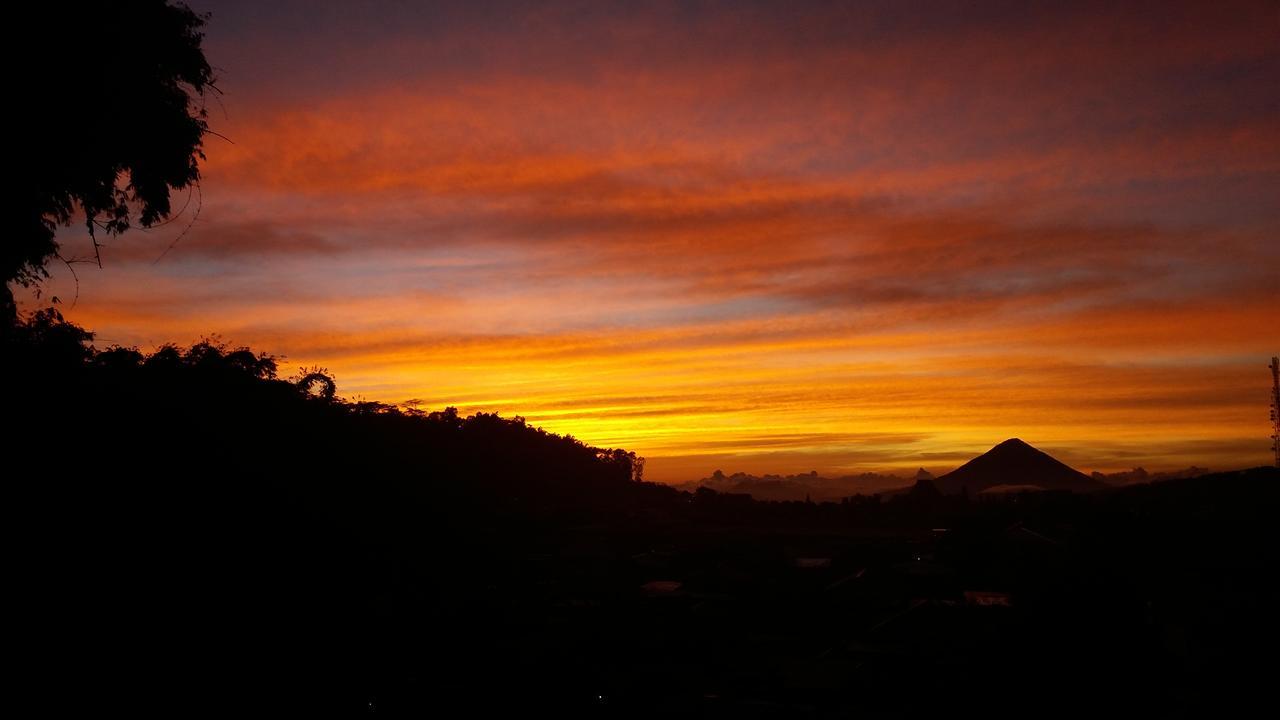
xmin=7 ymin=312 xmax=1277 ymax=716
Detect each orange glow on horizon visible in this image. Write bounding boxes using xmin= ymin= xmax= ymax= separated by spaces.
xmin=23 ymin=0 xmax=1279 ymax=482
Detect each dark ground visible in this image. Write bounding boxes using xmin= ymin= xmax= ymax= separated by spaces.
xmin=7 ymin=315 xmax=1277 ymax=716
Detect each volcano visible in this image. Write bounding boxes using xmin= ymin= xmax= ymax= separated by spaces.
xmin=934 ymin=438 xmax=1105 ymax=495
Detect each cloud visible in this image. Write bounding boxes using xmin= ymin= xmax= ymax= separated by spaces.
xmin=37 ymin=0 xmax=1280 ymax=480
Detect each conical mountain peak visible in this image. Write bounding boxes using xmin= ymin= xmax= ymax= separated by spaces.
xmin=935 ymin=438 xmax=1104 ymax=494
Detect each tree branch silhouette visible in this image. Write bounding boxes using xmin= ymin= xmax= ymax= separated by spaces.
xmin=7 ymin=0 xmax=217 ymax=323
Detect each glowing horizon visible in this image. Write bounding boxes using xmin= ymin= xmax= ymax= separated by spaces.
xmin=24 ymin=1 xmax=1279 ymax=481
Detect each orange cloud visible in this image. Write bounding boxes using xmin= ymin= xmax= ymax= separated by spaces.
xmin=27 ymin=0 xmax=1278 ymax=481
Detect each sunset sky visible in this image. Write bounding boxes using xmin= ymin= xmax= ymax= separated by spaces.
xmin=28 ymin=0 xmax=1278 ymax=481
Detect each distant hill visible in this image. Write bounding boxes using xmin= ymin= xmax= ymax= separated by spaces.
xmin=682 ymin=469 xmax=914 ymax=502
xmin=934 ymin=438 xmax=1106 ymax=494
xmin=1091 ymin=465 xmax=1210 ymax=486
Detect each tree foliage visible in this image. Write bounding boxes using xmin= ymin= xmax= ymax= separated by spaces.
xmin=3 ymin=310 xmax=648 ymax=490
xmin=10 ymin=1 xmax=215 ymax=297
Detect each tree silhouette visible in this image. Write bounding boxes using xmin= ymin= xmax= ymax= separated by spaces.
xmin=7 ymin=0 xmax=216 ymax=320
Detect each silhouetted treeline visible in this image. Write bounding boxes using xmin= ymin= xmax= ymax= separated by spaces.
xmin=6 ymin=308 xmax=646 ymax=501
xmin=6 ymin=310 xmax=659 ymax=712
